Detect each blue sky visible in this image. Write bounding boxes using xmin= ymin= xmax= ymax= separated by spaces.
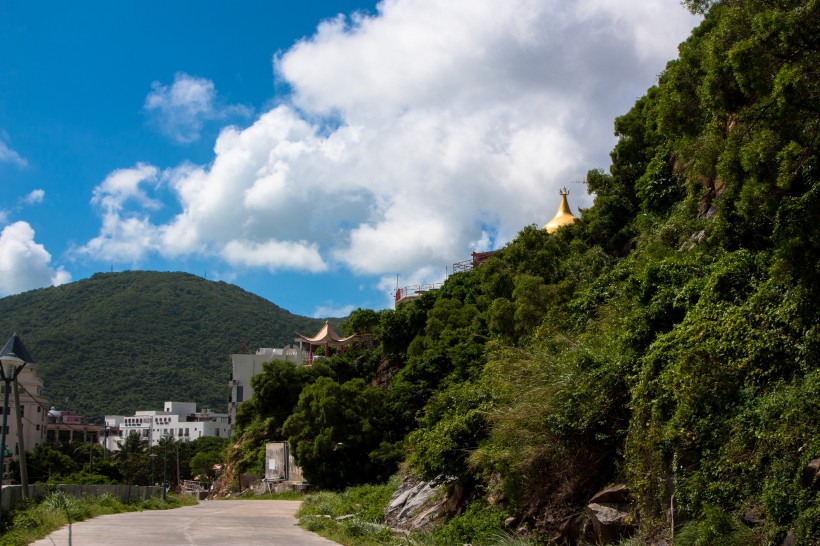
xmin=0 ymin=1 xmax=699 ymax=317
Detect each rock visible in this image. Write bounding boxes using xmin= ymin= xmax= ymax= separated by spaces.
xmin=385 ymin=475 xmax=452 ymax=531
xmin=587 ymin=503 xmax=637 ymax=545
xmin=802 ymin=458 xmax=820 ymax=491
xmin=553 ymin=512 xmax=589 ymax=545
xmin=410 ymin=503 xmax=444 ymax=529
xmin=589 ymin=484 xmax=631 ymax=505
xmin=781 ymin=530 xmax=798 ymax=546
xmin=743 ymin=507 xmax=764 ymax=526
xmin=585 ymin=484 xmax=637 ymax=545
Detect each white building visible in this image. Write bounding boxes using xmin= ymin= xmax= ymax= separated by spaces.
xmin=228 ymin=345 xmax=306 ymax=427
xmin=102 ymin=401 xmax=230 ymax=451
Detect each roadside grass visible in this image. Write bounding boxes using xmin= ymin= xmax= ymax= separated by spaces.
xmin=297 ymin=477 xmax=401 ymax=546
xmin=0 ymin=490 xmax=196 ymax=546
xmin=296 ymin=477 xmax=536 ymax=546
xmin=228 ymin=489 xmax=306 ymax=501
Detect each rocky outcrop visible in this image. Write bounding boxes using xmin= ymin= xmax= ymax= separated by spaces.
xmin=384 ymin=475 xmax=452 ymax=531
xmin=585 ymin=484 xmax=637 ymax=545
xmin=802 ymin=457 xmax=820 ymax=491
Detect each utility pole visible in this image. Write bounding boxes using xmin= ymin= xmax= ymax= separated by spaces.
xmin=175 ymin=438 xmax=181 ymax=490
xmin=162 ymin=436 xmax=169 ymax=501
xmin=12 ymin=380 xmax=29 ymax=498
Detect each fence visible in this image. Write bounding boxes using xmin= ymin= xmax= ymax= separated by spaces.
xmin=1 ymin=484 xmax=162 ymax=512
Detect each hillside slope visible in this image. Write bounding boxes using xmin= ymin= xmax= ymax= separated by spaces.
xmin=230 ymin=1 xmax=820 ymax=543
xmin=0 ymin=271 xmax=332 ymax=421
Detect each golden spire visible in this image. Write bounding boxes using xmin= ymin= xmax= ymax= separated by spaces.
xmin=543 ymin=187 xmax=577 ymax=233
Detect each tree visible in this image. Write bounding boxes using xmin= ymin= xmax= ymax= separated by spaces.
xmin=190 ymin=450 xmax=223 ymax=482
xmin=116 ymin=432 xmax=149 ymax=485
xmin=26 ymin=444 xmax=79 ymax=483
xmin=283 ymin=377 xmax=392 ymax=489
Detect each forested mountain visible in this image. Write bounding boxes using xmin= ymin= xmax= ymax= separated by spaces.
xmin=230 ymin=1 xmax=819 ymax=543
xmin=0 ymin=271 xmax=332 ymax=421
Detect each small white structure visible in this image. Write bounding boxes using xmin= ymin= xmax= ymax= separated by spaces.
xmin=102 ymin=401 xmax=230 ymax=451
xmin=228 ymin=345 xmax=306 ymax=429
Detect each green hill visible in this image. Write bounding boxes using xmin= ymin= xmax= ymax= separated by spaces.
xmin=0 ymin=271 xmax=333 ymax=422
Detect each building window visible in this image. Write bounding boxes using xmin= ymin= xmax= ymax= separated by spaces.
xmin=36 ymin=424 xmax=40 ymax=431
xmin=236 ymin=386 xmax=244 ymax=403
xmin=37 ymin=406 xmax=41 ymax=413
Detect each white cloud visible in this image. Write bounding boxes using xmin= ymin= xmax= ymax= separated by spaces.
xmin=23 ymin=189 xmax=45 ymax=205
xmin=85 ymin=0 xmax=699 ymax=292
xmin=221 ymin=239 xmax=327 ymax=273
xmin=0 ymin=221 xmax=71 ymax=296
xmin=0 ymin=136 xmax=27 ymax=168
xmin=144 ymin=73 xmax=251 ymax=144
xmin=312 ymin=303 xmax=356 ymax=318
xmin=80 ymin=164 xmax=163 ymax=262
xmin=91 ymin=162 xmax=161 ymax=213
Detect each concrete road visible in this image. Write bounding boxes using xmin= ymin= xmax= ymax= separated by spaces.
xmin=31 ymin=499 xmax=339 ymax=546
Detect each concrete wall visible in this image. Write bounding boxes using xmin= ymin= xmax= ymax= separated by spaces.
xmin=1 ymin=484 xmax=162 ymax=512
xmin=265 ymin=441 xmax=305 ymax=483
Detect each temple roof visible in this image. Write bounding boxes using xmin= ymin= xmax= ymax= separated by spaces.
xmin=544 ymin=187 xmax=577 ymax=233
xmin=296 ymin=320 xmax=357 ymax=346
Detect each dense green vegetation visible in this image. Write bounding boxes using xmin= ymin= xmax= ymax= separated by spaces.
xmin=234 ymin=0 xmax=819 ymax=543
xmin=0 ymin=270 xmax=332 ymax=420
xmin=20 ymin=435 xmax=229 ymax=488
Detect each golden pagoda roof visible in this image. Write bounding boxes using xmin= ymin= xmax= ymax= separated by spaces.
xmin=544 ymin=187 xmax=577 ymax=233
xmin=296 ymin=320 xmax=357 ymax=346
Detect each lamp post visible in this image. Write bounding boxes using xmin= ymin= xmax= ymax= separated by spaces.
xmin=150 ymin=453 xmax=157 ymax=486
xmin=0 ymin=350 xmax=27 ymax=512
xmin=162 ymin=433 xmax=171 ymax=501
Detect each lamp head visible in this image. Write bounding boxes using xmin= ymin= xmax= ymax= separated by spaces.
xmin=0 ymin=353 xmax=25 ymax=380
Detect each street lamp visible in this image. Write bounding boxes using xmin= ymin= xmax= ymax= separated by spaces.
xmin=0 ymin=346 xmax=29 ymax=513
xmin=162 ymin=433 xmax=172 ymax=501
xmin=150 ymin=453 xmax=157 ymax=486
xmin=0 ymin=356 xmax=25 ymax=476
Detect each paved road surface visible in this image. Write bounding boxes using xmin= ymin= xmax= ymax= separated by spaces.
xmin=31 ymin=499 xmax=338 ymax=546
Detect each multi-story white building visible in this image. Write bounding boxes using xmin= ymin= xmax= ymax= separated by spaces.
xmin=102 ymin=401 xmax=230 ymax=451
xmin=228 ymin=345 xmax=306 ymax=427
